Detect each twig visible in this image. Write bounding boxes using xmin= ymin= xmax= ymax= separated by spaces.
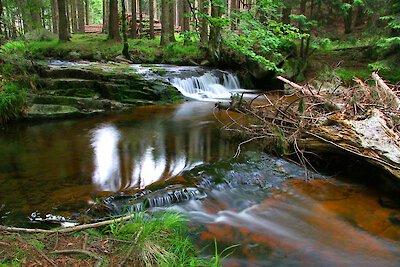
xmin=277 ymin=75 xmax=342 ymax=111
xmin=0 ymin=213 xmax=137 ymax=234
xmin=51 ymin=249 xmax=103 ymax=267
xmin=234 ymin=136 xmax=268 ymax=158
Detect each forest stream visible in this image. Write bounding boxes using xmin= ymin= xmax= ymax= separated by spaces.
xmin=1 ymin=64 xmax=400 ymax=266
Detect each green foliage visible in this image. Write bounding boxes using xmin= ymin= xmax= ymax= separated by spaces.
xmin=0 ymin=82 xmax=27 ymax=124
xmin=223 ymin=0 xmax=303 ymax=71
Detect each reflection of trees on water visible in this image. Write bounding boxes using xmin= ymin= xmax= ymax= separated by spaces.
xmin=91 ymin=104 xmax=235 ymax=192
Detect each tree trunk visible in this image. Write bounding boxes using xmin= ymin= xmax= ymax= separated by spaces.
xmin=209 ymin=0 xmax=222 ymax=61
xmin=102 ymin=0 xmax=108 ymax=33
xmin=160 ymin=0 xmax=170 ymax=45
xmin=149 ymin=0 xmax=155 ymax=39
xmin=230 ymin=0 xmax=237 ymax=30
xmin=121 ymin=0 xmax=130 ymax=59
xmin=354 ymin=5 xmax=364 ymax=28
xmin=0 ymin=0 xmax=3 ymax=38
xmin=344 ymin=5 xmax=353 ymax=34
xmin=70 ymin=0 xmax=78 ymax=32
xmin=138 ymin=0 xmax=143 ymax=37
xmin=30 ymin=1 xmax=43 ymax=29
xmin=282 ymin=7 xmax=291 ymax=24
xmin=58 ymin=0 xmax=70 ymax=42
xmin=178 ymin=0 xmax=184 ymax=30
xmin=66 ymin=0 xmax=71 ymax=32
xmin=76 ymin=0 xmax=85 ymax=33
xmin=199 ymin=0 xmax=208 ymax=42
xmin=168 ymin=0 xmax=176 ymax=42
xmin=85 ymin=0 xmax=90 ymax=25
xmin=130 ymin=0 xmax=137 ymax=38
xmin=300 ymin=0 xmax=307 ymax=15
xmin=108 ymin=0 xmax=121 ymax=41
xmin=51 ymin=0 xmax=59 ymax=33
xmin=183 ymin=0 xmax=190 ymax=44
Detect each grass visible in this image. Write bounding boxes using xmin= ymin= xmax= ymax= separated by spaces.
xmin=20 ymin=33 xmax=206 ymax=64
xmin=107 ymin=211 xmax=207 ymax=266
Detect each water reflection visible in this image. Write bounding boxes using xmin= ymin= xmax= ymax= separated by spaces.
xmin=91 ymin=124 xmax=121 ymax=192
xmin=90 ymin=102 xmax=232 ymax=193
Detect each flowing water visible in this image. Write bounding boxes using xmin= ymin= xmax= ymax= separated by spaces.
xmin=1 ymin=63 xmax=400 ymax=266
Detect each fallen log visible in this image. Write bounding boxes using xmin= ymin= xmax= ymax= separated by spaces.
xmin=298 ymin=108 xmax=400 ymax=186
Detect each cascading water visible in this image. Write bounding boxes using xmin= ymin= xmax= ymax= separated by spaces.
xmin=170 ymin=71 xmax=241 ymax=101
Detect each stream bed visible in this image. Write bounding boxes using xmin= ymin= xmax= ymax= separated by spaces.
xmin=1 ymin=62 xmax=400 ymax=265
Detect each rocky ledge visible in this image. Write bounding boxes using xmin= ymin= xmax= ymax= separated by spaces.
xmin=24 ymin=61 xmax=183 ymax=119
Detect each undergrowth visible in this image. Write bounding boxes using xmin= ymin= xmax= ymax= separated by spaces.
xmin=8 ymin=34 xmax=206 ymax=64
xmin=0 ymin=211 xmax=228 ymax=266
xmin=0 ymin=82 xmax=27 ymax=124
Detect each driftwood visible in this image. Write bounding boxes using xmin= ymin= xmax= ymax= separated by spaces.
xmin=371 ymin=72 xmax=400 ymax=110
xmin=0 ymin=213 xmax=137 ymax=234
xmin=277 ymin=75 xmax=343 ymax=112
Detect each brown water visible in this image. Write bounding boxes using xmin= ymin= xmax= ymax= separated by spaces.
xmin=1 ymin=100 xmax=400 ymax=266
xmin=0 ymin=102 xmax=239 ymax=225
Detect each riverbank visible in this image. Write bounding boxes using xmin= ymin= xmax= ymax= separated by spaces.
xmin=0 ymin=211 xmax=212 ymax=266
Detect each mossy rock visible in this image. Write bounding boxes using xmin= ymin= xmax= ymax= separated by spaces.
xmin=26 ymin=104 xmax=81 ymax=118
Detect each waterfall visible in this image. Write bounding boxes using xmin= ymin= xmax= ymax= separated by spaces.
xmin=170 ymin=71 xmax=241 ymax=101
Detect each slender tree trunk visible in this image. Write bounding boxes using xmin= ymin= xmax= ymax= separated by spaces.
xmin=66 ymin=0 xmax=71 ymax=32
xmin=103 ymin=0 xmax=108 ymax=33
xmin=343 ymin=0 xmax=353 ymax=34
xmin=300 ymin=0 xmax=307 ymax=15
xmin=121 ymin=0 xmax=130 ymax=59
xmin=108 ymin=0 xmax=121 ymax=41
xmin=58 ymin=0 xmax=70 ymax=42
xmin=85 ymin=0 xmax=90 ymax=25
xmin=70 ymin=0 xmax=78 ymax=32
xmin=51 ymin=0 xmax=59 ymax=33
xmin=168 ymin=0 xmax=176 ymax=42
xmin=354 ymin=5 xmax=364 ymax=28
xmin=138 ymin=0 xmax=143 ymax=37
xmin=0 ymin=0 xmax=3 ymax=38
xmin=209 ymin=0 xmax=222 ymax=61
xmin=30 ymin=1 xmax=43 ymax=29
xmin=160 ymin=0 xmax=170 ymax=45
xmin=230 ymin=0 xmax=237 ymax=30
xmin=183 ymin=0 xmax=190 ymax=44
xmin=178 ymin=0 xmax=184 ymax=30
xmin=76 ymin=0 xmax=85 ymax=33
xmin=199 ymin=0 xmax=208 ymax=42
xmin=282 ymin=7 xmax=291 ymax=24
xmin=130 ymin=0 xmax=137 ymax=38
xmin=149 ymin=0 xmax=155 ymax=39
